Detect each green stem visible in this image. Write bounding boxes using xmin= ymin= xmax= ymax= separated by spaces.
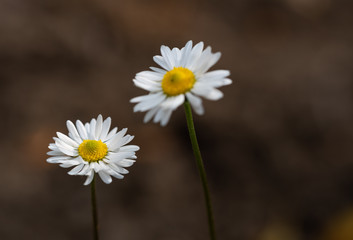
xmin=91 ymin=174 xmax=99 ymax=240
xmin=183 ymin=101 xmax=217 ymax=240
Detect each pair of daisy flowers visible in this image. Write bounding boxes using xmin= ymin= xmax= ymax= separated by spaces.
xmin=47 ymin=40 xmax=232 ymax=184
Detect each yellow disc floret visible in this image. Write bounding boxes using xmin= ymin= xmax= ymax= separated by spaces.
xmin=161 ymin=67 xmax=196 ymax=96
xmin=78 ymin=140 xmax=108 ymax=162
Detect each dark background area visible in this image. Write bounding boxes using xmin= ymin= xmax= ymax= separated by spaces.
xmin=1 ymin=0 xmax=353 ymax=239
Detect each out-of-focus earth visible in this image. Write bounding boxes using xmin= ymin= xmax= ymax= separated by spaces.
xmin=1 ymin=0 xmax=353 ymax=239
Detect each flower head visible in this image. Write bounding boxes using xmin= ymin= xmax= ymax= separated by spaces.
xmin=130 ymin=40 xmax=232 ymax=126
xmin=47 ymin=115 xmax=139 ymax=185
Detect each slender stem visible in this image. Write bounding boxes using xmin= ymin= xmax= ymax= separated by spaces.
xmin=91 ymin=174 xmax=99 ymax=240
xmin=183 ymin=101 xmax=217 ymax=240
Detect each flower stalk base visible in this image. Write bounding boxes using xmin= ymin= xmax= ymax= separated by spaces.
xmin=91 ymin=175 xmax=99 ymax=240
xmin=183 ymin=101 xmax=216 ymax=240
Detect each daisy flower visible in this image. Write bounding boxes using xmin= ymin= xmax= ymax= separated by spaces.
xmin=130 ymin=40 xmax=232 ymax=126
xmin=47 ymin=115 xmax=139 ymax=185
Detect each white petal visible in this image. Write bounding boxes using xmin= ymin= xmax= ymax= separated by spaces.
xmin=223 ymin=78 xmax=232 ymax=86
xmin=133 ymin=93 xmax=166 ymax=112
xmin=109 ymin=151 xmax=136 ymax=162
xmin=100 ymin=117 xmax=111 ymax=141
xmin=186 ymin=41 xmax=204 ymax=70
xmin=83 ymin=171 xmax=95 ymax=185
xmin=125 ymin=135 xmax=135 ymax=145
xmin=204 ymin=52 xmax=221 ymax=72
xmin=108 ymin=135 xmax=132 ymax=151
xmin=116 ymin=135 xmax=133 ymax=148
xmin=109 ymin=163 xmax=129 ymax=174
xmin=135 ymin=74 xmax=161 ymax=85
xmin=55 ymin=139 xmax=78 ymax=156
xmin=153 ymin=55 xmax=171 ymax=70
xmin=95 ymin=115 xmax=103 ymax=140
xmin=110 ymin=171 xmax=124 ymax=179
xmin=133 ymin=79 xmax=161 ymax=92
xmin=48 ymin=144 xmax=59 ymax=151
xmin=98 ymin=161 xmax=108 ymax=171
xmin=47 ymin=156 xmax=72 ymax=163
xmin=98 ymin=171 xmax=112 ymax=184
xmin=106 ymin=128 xmax=127 ymax=149
xmin=143 ymin=106 xmax=159 ymax=123
xmin=199 ymin=78 xmax=232 ymax=88
xmin=153 ymin=107 xmax=175 ymax=125
xmin=180 ymin=40 xmax=193 ymax=67
xmin=56 ymin=132 xmax=79 ymax=148
xmin=191 ymin=46 xmax=211 ymax=75
xmin=160 ymin=109 xmax=173 ymax=126
xmin=198 ymin=70 xmax=232 ymax=87
xmin=55 ymin=137 xmax=76 ymax=152
xmin=192 ymin=83 xmax=223 ymax=100
xmin=116 ymin=159 xmax=136 ymax=167
xmin=66 ymin=120 xmax=82 ymax=143
xmin=105 ymin=127 xmax=118 ymax=141
xmin=160 ymin=95 xmax=185 ymax=110
xmin=78 ymin=164 xmax=91 ymax=175
xmin=130 ymin=92 xmax=164 ymax=103
xmin=85 ymin=123 xmax=90 ymax=134
xmin=199 ymin=70 xmax=230 ymax=81
xmin=153 ymin=108 xmax=165 ymax=124
xmin=119 ymin=145 xmax=140 ymax=152
xmin=76 ymin=120 xmax=88 ymax=140
xmin=68 ymin=164 xmax=84 ymax=175
xmin=47 ymin=150 xmax=63 ymax=156
xmin=60 ymin=162 xmax=78 ymax=168
xmin=160 ymin=45 xmax=175 ymax=69
xmin=172 ymin=47 xmax=182 ymax=66
xmin=59 ymin=159 xmax=81 ymax=168
xmin=91 ymin=162 xmax=101 ymax=172
xmin=150 ymin=66 xmax=167 ymax=74
xmin=136 ymin=70 xmax=164 ymax=81
xmin=89 ymin=118 xmax=97 ymax=140
xmin=186 ymin=92 xmax=204 ymax=115
xmin=195 ymin=49 xmax=221 ymax=74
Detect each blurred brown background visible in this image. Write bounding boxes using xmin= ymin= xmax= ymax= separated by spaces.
xmin=1 ymin=0 xmax=353 ymax=239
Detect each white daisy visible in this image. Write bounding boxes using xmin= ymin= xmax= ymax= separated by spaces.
xmin=130 ymin=40 xmax=232 ymax=126
xmin=47 ymin=115 xmax=139 ymax=185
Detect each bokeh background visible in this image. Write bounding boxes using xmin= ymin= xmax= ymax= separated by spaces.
xmin=1 ymin=0 xmax=353 ymax=239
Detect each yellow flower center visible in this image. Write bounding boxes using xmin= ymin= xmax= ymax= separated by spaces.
xmin=78 ymin=140 xmax=108 ymax=162
xmin=161 ymin=67 xmax=196 ymax=96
